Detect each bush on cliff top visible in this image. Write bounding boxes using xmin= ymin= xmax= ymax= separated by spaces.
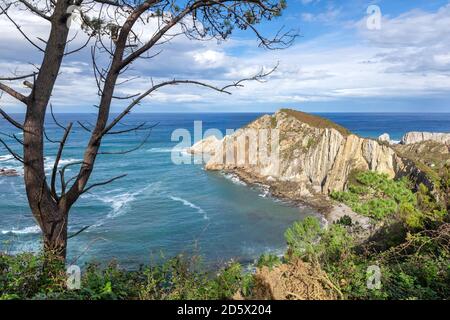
xmin=284 ymin=216 xmax=450 ymax=300
xmin=330 ymin=171 xmax=446 ymax=228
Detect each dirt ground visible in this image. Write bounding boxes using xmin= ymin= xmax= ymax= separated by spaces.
xmin=248 ymin=259 xmax=341 ymax=300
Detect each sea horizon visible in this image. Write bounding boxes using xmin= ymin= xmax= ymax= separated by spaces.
xmin=5 ymin=111 xmax=450 ymax=115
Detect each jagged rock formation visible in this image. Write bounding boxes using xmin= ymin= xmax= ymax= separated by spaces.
xmin=401 ymin=131 xmax=450 ymax=145
xmin=0 ymin=168 xmax=19 ymax=177
xmin=190 ymin=109 xmax=405 ymax=198
xmin=394 ymin=140 xmax=450 ymax=204
xmin=395 ymin=140 xmax=450 ymax=168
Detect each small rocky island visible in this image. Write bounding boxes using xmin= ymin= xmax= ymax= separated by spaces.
xmin=0 ymin=168 xmax=19 ymax=177
xmin=189 ymin=109 xmax=450 ymax=230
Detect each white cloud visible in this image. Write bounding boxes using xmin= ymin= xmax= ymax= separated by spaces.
xmin=1 ymin=2 xmax=450 ymax=112
xmin=301 ymin=8 xmax=340 ymax=23
xmin=356 ymin=4 xmax=450 ymax=75
xmin=192 ymin=50 xmax=226 ymax=67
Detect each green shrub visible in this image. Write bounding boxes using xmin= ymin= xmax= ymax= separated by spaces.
xmin=0 ymin=253 xmax=254 ymax=300
xmin=284 ymin=217 xmax=323 ymax=260
xmin=330 ymin=171 xmax=444 ymax=226
xmin=285 ymin=217 xmax=353 ymax=265
xmin=335 ymin=215 xmax=353 ymax=226
xmin=257 ymin=253 xmax=282 ymax=270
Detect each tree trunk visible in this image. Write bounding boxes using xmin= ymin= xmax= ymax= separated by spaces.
xmin=22 ymin=1 xmax=72 ymax=262
xmin=42 ymin=209 xmax=68 ymax=260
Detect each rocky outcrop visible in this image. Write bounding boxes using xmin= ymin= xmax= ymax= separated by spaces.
xmin=401 ymin=131 xmax=450 ymax=145
xmin=187 ymin=135 xmax=222 ymax=155
xmin=378 ymin=133 xmax=391 ymax=143
xmin=394 ymin=140 xmax=450 ymax=203
xmin=0 ymin=168 xmax=19 ymax=177
xmin=191 ymin=109 xmax=405 ymax=199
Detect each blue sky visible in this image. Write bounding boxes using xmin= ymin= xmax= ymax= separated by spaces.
xmin=1 ymin=0 xmax=450 ymax=113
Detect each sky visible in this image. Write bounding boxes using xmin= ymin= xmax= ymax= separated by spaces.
xmin=1 ymin=0 xmax=450 ymax=113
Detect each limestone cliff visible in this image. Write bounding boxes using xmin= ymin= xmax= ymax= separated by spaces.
xmin=401 ymin=132 xmax=450 ymax=145
xmin=189 ymin=109 xmax=406 ymax=199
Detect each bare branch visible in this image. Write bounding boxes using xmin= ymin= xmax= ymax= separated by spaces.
xmin=80 ymin=174 xmax=127 ymax=195
xmin=221 ymin=63 xmax=278 ymax=91
xmin=43 ymin=128 xmax=60 ymax=144
xmin=50 ymin=104 xmax=66 ymax=130
xmin=99 ymin=129 xmax=152 ymax=154
xmin=65 ymin=35 xmax=93 ymax=56
xmin=104 ymin=66 xmax=276 ymax=135
xmin=59 ymin=161 xmax=86 ymax=196
xmin=0 ymin=108 xmax=24 ymax=130
xmin=106 ymin=121 xmax=157 ymax=135
xmin=51 ymin=122 xmax=73 ymax=200
xmin=77 ymin=120 xmax=93 ymax=132
xmin=0 ymin=72 xmax=37 ymax=81
xmin=0 ymin=137 xmax=24 ymax=163
xmin=112 ymin=92 xmax=141 ymax=100
xmin=67 ymin=225 xmax=90 ymax=239
xmin=0 ymin=4 xmax=45 ymax=52
xmin=119 ymin=1 xmax=196 ymax=69
xmin=0 ymin=132 xmax=24 ymax=145
xmin=17 ymin=0 xmax=52 ymax=21
xmin=23 ymin=80 xmax=33 ymax=89
xmin=0 ymin=82 xmax=28 ymax=103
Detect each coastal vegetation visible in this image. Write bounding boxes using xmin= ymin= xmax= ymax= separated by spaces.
xmin=2 ymin=171 xmax=448 ymax=300
xmin=330 ymin=171 xmax=447 ymax=227
xmin=278 ymin=109 xmax=352 ymax=136
xmin=0 ymin=0 xmax=292 ymax=262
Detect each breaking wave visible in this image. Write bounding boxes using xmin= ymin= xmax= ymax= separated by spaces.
xmin=169 ymin=196 xmax=208 ymax=220
xmin=1 ymin=225 xmax=40 ymax=235
xmin=222 ymin=172 xmax=247 ymax=186
xmin=0 ymin=155 xmax=81 ymax=174
xmin=87 ymin=182 xmax=161 ymax=228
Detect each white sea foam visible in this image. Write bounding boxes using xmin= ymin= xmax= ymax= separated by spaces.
xmin=222 ymin=172 xmax=247 ymax=186
xmin=169 ymin=196 xmax=208 ymax=220
xmin=147 ymin=147 xmax=187 ymax=153
xmin=88 ymin=182 xmax=160 ymax=228
xmin=43 ymin=157 xmax=81 ymax=172
xmin=1 ymin=225 xmax=40 ymax=235
xmin=257 ymin=184 xmax=271 ymax=198
xmin=0 ymin=154 xmax=14 ymax=162
xmin=0 ymin=155 xmax=81 ymax=175
xmin=0 ymin=154 xmax=23 ymax=173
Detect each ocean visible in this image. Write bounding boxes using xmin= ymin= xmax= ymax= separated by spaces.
xmin=1 ymin=112 xmax=449 ymax=268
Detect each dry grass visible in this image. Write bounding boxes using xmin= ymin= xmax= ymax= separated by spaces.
xmin=279 ymin=109 xmax=352 ymax=136
xmin=251 ymin=259 xmax=340 ymax=300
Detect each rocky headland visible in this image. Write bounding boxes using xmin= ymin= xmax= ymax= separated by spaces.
xmin=188 ymin=109 xmax=449 ymax=230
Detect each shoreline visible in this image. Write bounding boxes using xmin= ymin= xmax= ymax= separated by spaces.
xmin=214 ymin=168 xmax=375 ymax=234
xmin=218 ymin=168 xmax=332 ymax=216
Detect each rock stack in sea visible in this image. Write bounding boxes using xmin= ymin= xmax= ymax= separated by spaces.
xmin=0 ymin=168 xmax=19 ymax=177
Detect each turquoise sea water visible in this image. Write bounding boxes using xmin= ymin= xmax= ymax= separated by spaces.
xmin=0 ymin=112 xmax=449 ymax=267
